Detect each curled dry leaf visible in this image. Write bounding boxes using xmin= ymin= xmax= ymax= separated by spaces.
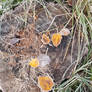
xmin=60 ymin=28 xmax=70 ymax=36
xmin=38 ymin=76 xmax=54 ymax=91
xmin=29 ymin=58 xmax=39 ymax=68
xmin=51 ymin=33 xmax=62 ymax=47
xmin=41 ymin=34 xmax=50 ymax=45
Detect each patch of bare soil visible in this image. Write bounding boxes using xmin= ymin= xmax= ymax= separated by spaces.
xmin=0 ymin=2 xmax=88 ymax=92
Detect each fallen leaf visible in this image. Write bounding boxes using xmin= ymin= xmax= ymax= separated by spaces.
xmin=51 ymin=33 xmax=62 ymax=47
xmin=38 ymin=76 xmax=54 ymax=91
xmin=41 ymin=34 xmax=50 ymax=45
xmin=60 ymin=28 xmax=70 ymax=36
xmin=29 ymin=58 xmax=39 ymax=68
xmin=37 ymin=54 xmax=51 ymax=67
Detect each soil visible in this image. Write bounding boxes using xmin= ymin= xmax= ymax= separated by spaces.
xmin=0 ymin=2 xmax=88 ymax=92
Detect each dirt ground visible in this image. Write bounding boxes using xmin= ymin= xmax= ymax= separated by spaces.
xmin=0 ymin=2 xmax=88 ymax=92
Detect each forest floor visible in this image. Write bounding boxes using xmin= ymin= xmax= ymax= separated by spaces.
xmin=0 ymin=0 xmax=92 ymax=92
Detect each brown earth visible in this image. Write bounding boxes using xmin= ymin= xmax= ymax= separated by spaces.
xmin=0 ymin=2 xmax=88 ymax=92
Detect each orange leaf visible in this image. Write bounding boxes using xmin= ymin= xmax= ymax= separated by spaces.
xmin=60 ymin=28 xmax=70 ymax=36
xmin=38 ymin=76 xmax=54 ymax=91
xmin=41 ymin=34 xmax=50 ymax=45
xmin=51 ymin=33 xmax=62 ymax=47
xmin=29 ymin=58 xmax=39 ymax=68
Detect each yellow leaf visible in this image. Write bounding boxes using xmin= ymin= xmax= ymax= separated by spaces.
xmin=41 ymin=34 xmax=50 ymax=44
xmin=29 ymin=58 xmax=39 ymax=68
xmin=51 ymin=33 xmax=62 ymax=47
xmin=38 ymin=76 xmax=54 ymax=91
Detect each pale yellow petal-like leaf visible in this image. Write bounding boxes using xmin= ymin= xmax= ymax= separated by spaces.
xmin=51 ymin=33 xmax=62 ymax=47
xmin=38 ymin=76 xmax=54 ymax=91
xmin=29 ymin=58 xmax=39 ymax=68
